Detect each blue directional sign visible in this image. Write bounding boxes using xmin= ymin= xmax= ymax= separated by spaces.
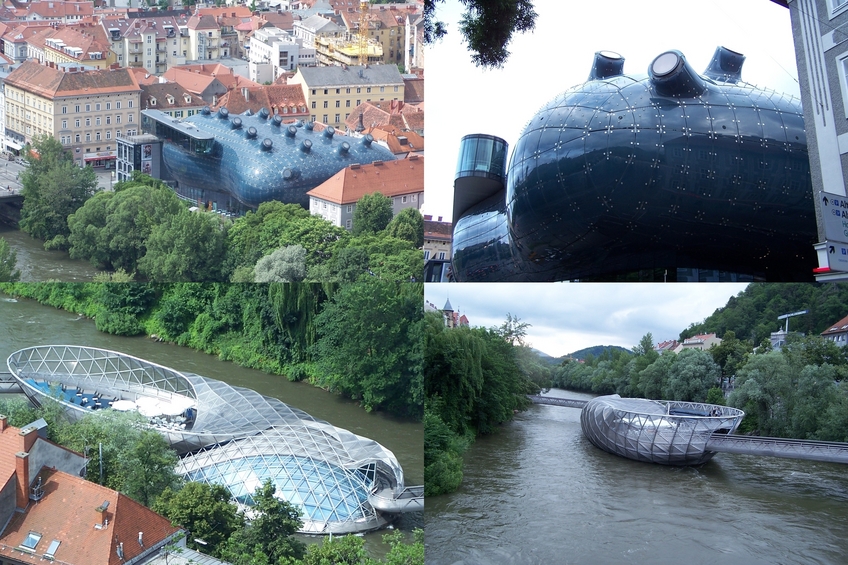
xmin=820 ymin=191 xmax=848 ymax=244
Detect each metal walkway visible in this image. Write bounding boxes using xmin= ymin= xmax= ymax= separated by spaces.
xmin=528 ymin=395 xmax=588 ymax=409
xmin=705 ymin=434 xmax=848 ymax=464
xmin=530 ymin=394 xmax=848 ymax=465
xmin=0 ymin=372 xmax=24 ymax=394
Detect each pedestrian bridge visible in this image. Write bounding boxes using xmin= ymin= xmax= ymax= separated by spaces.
xmin=530 ymin=394 xmax=848 ymax=466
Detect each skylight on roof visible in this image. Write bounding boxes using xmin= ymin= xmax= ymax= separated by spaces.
xmin=19 ymin=531 xmax=42 ymax=552
xmin=45 ymin=539 xmax=60 ymax=559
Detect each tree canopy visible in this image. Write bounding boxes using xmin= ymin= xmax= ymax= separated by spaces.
xmin=352 ymin=192 xmax=393 ymax=236
xmin=424 ymin=0 xmax=538 ymax=68
xmin=0 ymin=237 xmax=20 ymax=282
xmin=19 ymin=135 xmax=97 ymax=244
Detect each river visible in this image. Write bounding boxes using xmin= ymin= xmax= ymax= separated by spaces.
xmin=0 ymin=225 xmax=101 ymax=281
xmin=425 ymin=389 xmax=848 ymax=565
xmin=0 ymin=293 xmax=422 ymax=556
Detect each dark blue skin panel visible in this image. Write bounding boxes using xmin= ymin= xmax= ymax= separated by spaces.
xmin=161 ymin=111 xmax=396 ymax=209
xmin=452 ymin=68 xmax=816 ymax=282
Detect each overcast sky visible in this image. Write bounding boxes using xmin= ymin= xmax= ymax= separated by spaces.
xmin=423 ymin=0 xmax=800 ymax=220
xmin=424 ymin=283 xmax=751 ymax=358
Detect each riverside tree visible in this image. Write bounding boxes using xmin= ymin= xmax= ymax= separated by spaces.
xmin=19 ymin=135 xmax=97 ymax=245
xmin=0 ymin=237 xmax=20 ymax=282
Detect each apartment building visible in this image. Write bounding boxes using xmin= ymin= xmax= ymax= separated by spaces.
xmin=307 ymin=155 xmax=423 ymax=230
xmin=102 ymin=11 xmax=192 ymax=76
xmin=27 ymin=23 xmax=116 ymax=70
xmin=247 ymin=25 xmax=314 ymax=83
xmin=289 ymin=63 xmax=403 ymax=127
xmin=5 ymin=60 xmax=141 ymax=168
xmin=291 ymin=14 xmax=345 ymax=48
xmin=19 ymin=0 xmax=94 ymax=24
xmin=338 ymin=3 xmax=421 ymax=68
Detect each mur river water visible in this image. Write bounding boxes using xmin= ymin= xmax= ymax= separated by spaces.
xmin=425 ymin=389 xmax=848 ymax=565
xmin=0 ymin=294 xmax=422 ymax=556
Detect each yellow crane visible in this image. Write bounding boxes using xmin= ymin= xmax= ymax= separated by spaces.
xmin=358 ymin=0 xmax=370 ymax=66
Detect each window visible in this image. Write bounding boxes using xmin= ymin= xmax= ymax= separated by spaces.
xmin=62 ymin=106 xmax=67 ymax=114
xmin=85 ymin=118 xmax=90 ymax=126
xmin=106 ymin=131 xmax=111 ymax=139
xmin=116 ymin=115 xmax=121 ymax=124
xmin=322 ymin=114 xmax=328 ymax=122
xmin=424 ymin=250 xmax=430 ymax=260
xmin=95 ymin=117 xmax=101 ymax=126
xmin=380 ymin=86 xmax=384 ymax=92
xmin=346 ymin=205 xmax=352 ymax=213
xmin=96 ymin=132 xmax=101 ymax=141
xmin=346 ymin=88 xmax=350 ymax=94
xmin=366 ymin=87 xmax=371 ymax=93
xmin=345 ymin=100 xmax=350 ymax=107
xmin=61 ymin=120 xmax=67 ymax=129
xmin=323 ymin=89 xmax=328 ymax=94
xmin=438 ymin=252 xmax=446 ymax=260
xmin=85 ymin=133 xmax=91 ymax=142
xmin=74 ymin=105 xmax=80 ymax=113
xmin=402 ymin=195 xmax=407 ymax=203
xmin=117 ymin=101 xmax=121 ymax=109
xmin=20 ymin=532 xmax=42 ymax=552
xmin=106 ymin=102 xmax=111 ymax=110
xmin=335 ymin=100 xmax=340 ymax=108
xmin=75 ymin=134 xmax=80 ymax=142
xmin=393 ymin=85 xmax=399 ymax=92
xmin=345 ymin=219 xmax=352 ymax=229
xmin=147 ymin=35 xmax=152 ymax=44
xmin=311 ymin=101 xmax=316 ymax=109
xmin=334 ymin=113 xmax=340 ymax=122
xmin=95 ymin=103 xmax=101 ymax=111
xmin=106 ymin=116 xmax=111 ymax=125
xmin=85 ymin=104 xmax=91 ymax=112
xmin=323 ymin=101 xmax=328 ymax=108
xmin=356 ymin=99 xmax=361 ymax=106
xmin=128 ymin=100 xmax=133 ymax=108
xmin=411 ymin=194 xmax=417 ymax=201
xmin=356 ymin=87 xmax=361 ymax=93
xmin=128 ymin=113 xmax=133 ymax=122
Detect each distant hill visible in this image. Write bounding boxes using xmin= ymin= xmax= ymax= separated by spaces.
xmin=553 ymin=345 xmax=632 ymax=364
xmin=531 ymin=348 xmax=560 ymax=366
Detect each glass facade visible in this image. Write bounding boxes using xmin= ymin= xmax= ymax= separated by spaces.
xmin=144 ymin=108 xmax=396 ymax=212
xmin=452 ymin=48 xmax=816 ymax=282
xmin=580 ymin=395 xmax=745 ymax=465
xmin=7 ymin=346 xmax=406 ymax=534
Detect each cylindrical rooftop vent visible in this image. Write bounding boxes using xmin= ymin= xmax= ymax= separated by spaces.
xmin=305 ymin=121 xmax=314 ymax=131
xmin=703 ymin=46 xmax=745 ymax=83
xmin=286 ymin=125 xmax=297 ymax=138
xmin=649 ymin=50 xmax=707 ymax=98
xmin=231 ymin=117 xmax=242 ymax=129
xmin=258 ymin=107 xmax=270 ymax=119
xmin=271 ymin=115 xmax=283 ymax=126
xmin=338 ymin=141 xmax=350 ymax=155
xmin=262 ymin=138 xmax=273 ymax=151
xmin=324 ymin=126 xmax=335 ymax=139
xmin=588 ymin=50 xmax=624 ymax=80
xmin=218 ymin=107 xmax=229 ymax=119
xmin=361 ymin=133 xmax=374 ymax=147
xmin=283 ymin=167 xmax=299 ymax=180
xmin=201 ymin=106 xmax=211 ymax=115
xmin=300 ymin=139 xmax=312 ymax=153
xmin=246 ymin=126 xmax=257 ymax=138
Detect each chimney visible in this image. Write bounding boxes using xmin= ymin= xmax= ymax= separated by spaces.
xmin=15 ymin=452 xmax=29 ymax=509
xmin=0 ymin=416 xmax=5 ymax=431
xmin=424 ymin=214 xmax=432 ymax=221
xmin=95 ymin=500 xmax=110 ymax=527
xmin=438 ymin=216 xmax=443 ymax=222
xmin=242 ymin=86 xmax=248 ymax=101
xmin=19 ymin=426 xmax=38 ymax=453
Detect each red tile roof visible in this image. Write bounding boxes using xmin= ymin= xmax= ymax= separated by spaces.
xmin=0 ymin=468 xmax=179 ymax=565
xmin=822 ymin=314 xmax=848 ymax=336
xmin=307 ymin=155 xmax=423 ymax=205
xmin=424 ymin=219 xmax=451 ymax=241
xmin=212 ymin=84 xmax=308 ymax=117
xmin=6 ymin=60 xmax=140 ymax=99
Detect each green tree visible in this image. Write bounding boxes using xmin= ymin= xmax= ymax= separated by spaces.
xmin=424 ymin=0 xmax=537 ymax=68
xmin=385 ymin=207 xmax=424 ymax=248
xmin=138 ymin=210 xmax=227 ymax=281
xmin=254 ymin=245 xmax=306 ymax=282
xmin=220 ymin=479 xmax=305 ymax=564
xmin=119 ymin=431 xmax=180 ymax=507
xmin=382 ymin=528 xmax=424 ymax=565
xmin=312 ymin=281 xmax=423 ymax=418
xmin=153 ymin=482 xmax=244 ymax=557
xmin=300 ymin=535 xmax=369 ymax=565
xmin=494 ymin=313 xmax=530 ymax=346
xmin=352 ymin=192 xmax=393 ymax=236
xmin=19 ymin=135 xmax=97 ymax=243
xmin=0 ymin=237 xmax=20 ymax=282
xmin=663 ymin=348 xmax=720 ymax=402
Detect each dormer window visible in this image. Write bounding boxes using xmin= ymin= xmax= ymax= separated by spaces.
xmin=183 ymin=94 xmax=191 ymax=103
xmin=166 ymin=95 xmax=174 ymax=105
xmin=150 ymin=97 xmax=156 ymax=106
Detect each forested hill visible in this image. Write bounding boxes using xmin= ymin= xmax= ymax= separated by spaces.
xmin=556 ymin=345 xmax=632 ymax=363
xmin=680 ymin=283 xmax=848 ymax=345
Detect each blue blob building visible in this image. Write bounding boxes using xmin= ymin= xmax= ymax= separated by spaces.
xmin=452 ymin=47 xmax=816 ymax=282
xmin=142 ymin=108 xmax=396 ymax=212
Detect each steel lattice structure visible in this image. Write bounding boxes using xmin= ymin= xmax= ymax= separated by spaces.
xmin=580 ymin=395 xmax=745 ymax=465
xmin=7 ymin=345 xmax=407 ymax=534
